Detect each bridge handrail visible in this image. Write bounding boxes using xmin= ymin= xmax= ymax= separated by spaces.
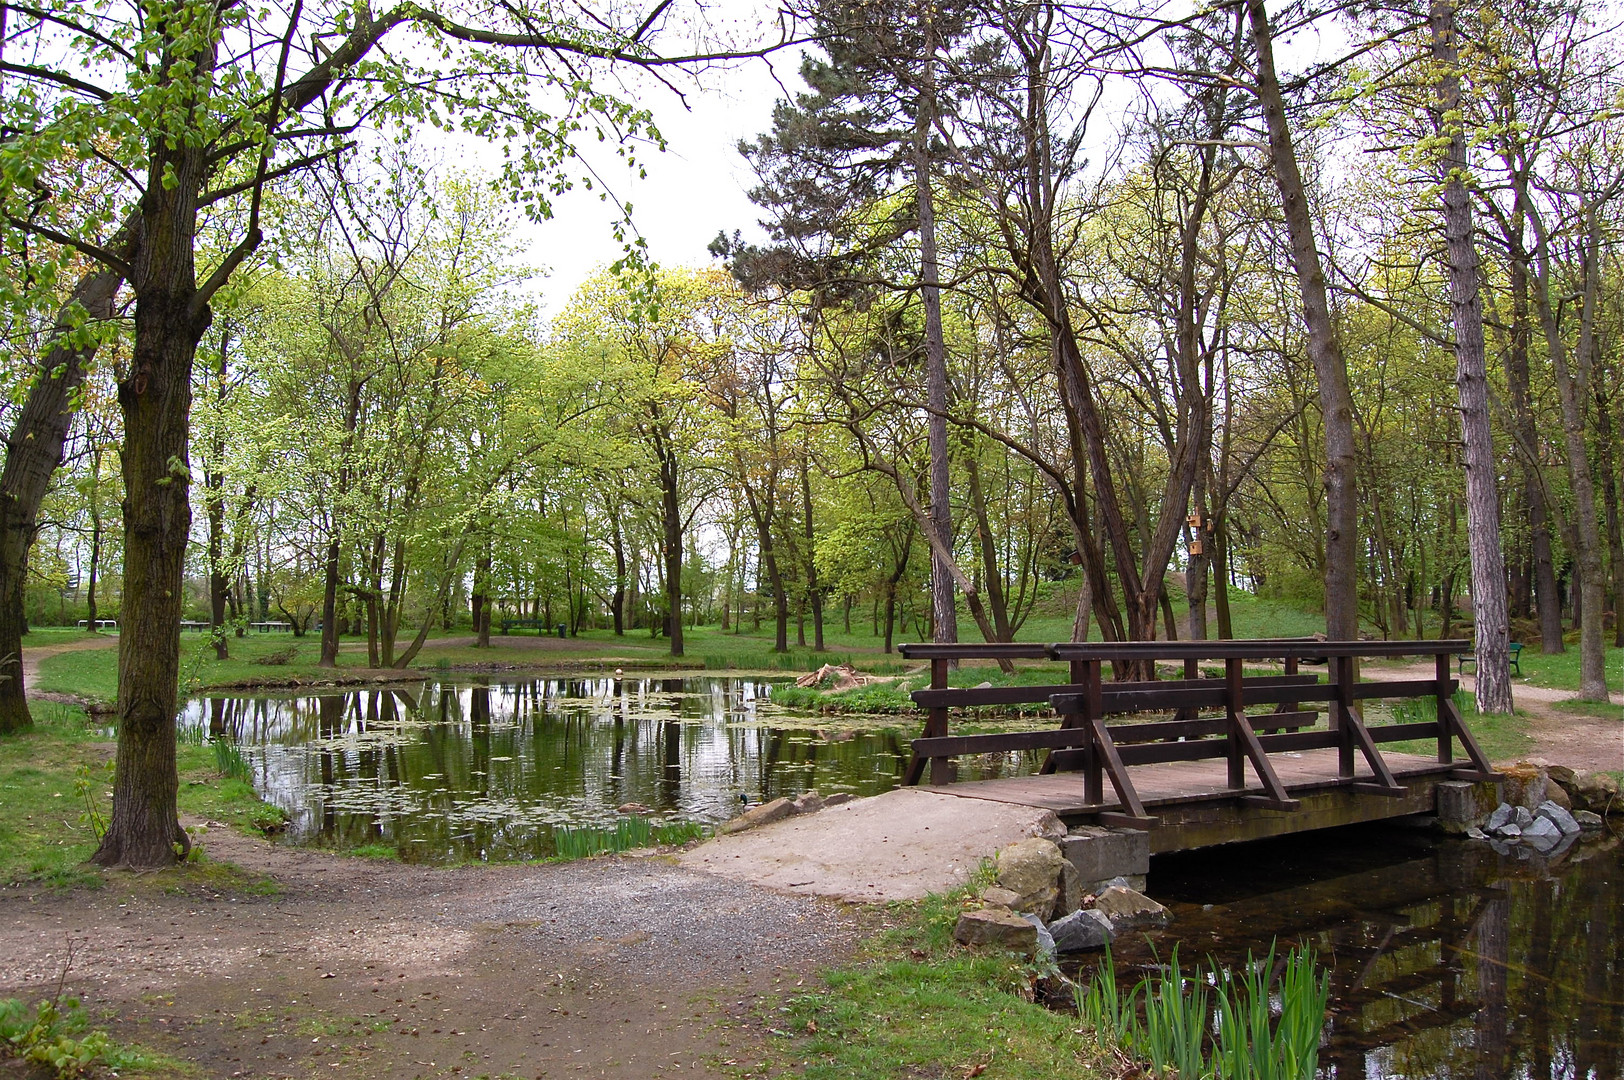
xmin=900 ymin=638 xmax=1493 ymax=826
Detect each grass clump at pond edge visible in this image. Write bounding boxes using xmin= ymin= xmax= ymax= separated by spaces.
xmin=0 ymin=700 xmax=286 ymax=890
xmin=1077 ymin=942 xmax=1330 ymax=1080
xmin=551 ymin=817 xmax=708 ymax=859
xmin=746 ymin=878 xmax=1112 ymax=1080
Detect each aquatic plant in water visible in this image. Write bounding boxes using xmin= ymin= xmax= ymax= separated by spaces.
xmin=1077 ymin=941 xmax=1330 ymax=1080
xmin=550 ymin=817 xmax=707 ymax=860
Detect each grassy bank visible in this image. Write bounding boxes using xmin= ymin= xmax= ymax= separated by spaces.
xmin=0 ymin=700 xmax=285 ymax=890
xmin=749 ymin=881 xmax=1111 ymax=1080
xmin=1515 ymin=641 xmax=1624 ymax=699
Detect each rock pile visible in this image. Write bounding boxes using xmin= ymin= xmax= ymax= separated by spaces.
xmin=1470 ymin=799 xmax=1588 ymax=853
xmin=952 ymin=834 xmax=1169 ymax=957
xmin=793 ymin=663 xmax=876 ymax=693
xmin=715 ymin=789 xmax=853 ymax=835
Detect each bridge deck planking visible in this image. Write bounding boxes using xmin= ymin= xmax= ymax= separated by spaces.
xmin=922 ymin=747 xmax=1453 ymax=819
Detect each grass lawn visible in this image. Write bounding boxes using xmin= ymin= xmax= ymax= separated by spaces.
xmin=0 ymin=700 xmax=285 ymax=890
xmin=1515 ymin=640 xmax=1624 ymax=697
xmin=755 ymin=877 xmax=1111 ymax=1080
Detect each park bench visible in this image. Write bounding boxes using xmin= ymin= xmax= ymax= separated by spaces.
xmin=179 ymin=620 xmax=210 ymax=631
xmin=899 ymin=638 xmax=1494 ymax=829
xmin=249 ymin=620 xmax=291 ymax=632
xmin=1457 ymin=641 xmax=1522 ymax=676
xmin=75 ymin=619 xmax=118 ymax=630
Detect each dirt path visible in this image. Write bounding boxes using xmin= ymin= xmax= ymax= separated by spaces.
xmin=0 ymin=827 xmax=871 ymax=1079
xmin=1377 ymin=659 xmax=1622 ymax=773
xmin=20 ymin=634 xmax=119 ymax=688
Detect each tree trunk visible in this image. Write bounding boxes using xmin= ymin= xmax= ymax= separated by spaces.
xmin=1213 ymin=511 xmax=1234 ymax=639
xmin=658 ymin=446 xmax=684 ymax=657
xmin=1522 ymin=185 xmax=1610 ymax=700
xmin=1247 ymin=0 xmax=1360 ymax=641
xmin=319 ymin=381 xmax=364 ymax=668
xmin=914 ymin=26 xmax=956 ymax=647
xmin=1592 ymin=364 xmax=1624 ymax=648
xmin=1431 ymin=0 xmax=1512 ymax=713
xmin=0 ymin=263 xmax=125 ymax=734
xmin=473 ymin=547 xmax=493 ymax=647
xmin=93 ymin=119 xmax=214 ymax=866
xmin=965 ymin=454 xmax=1012 ymax=641
xmin=800 ymin=450 xmax=824 ymax=651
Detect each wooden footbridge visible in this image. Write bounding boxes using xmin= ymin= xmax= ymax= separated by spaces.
xmin=899 ymin=639 xmax=1498 ymax=853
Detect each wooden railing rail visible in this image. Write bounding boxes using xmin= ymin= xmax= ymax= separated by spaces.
xmin=899 ymin=638 xmax=1495 ymax=827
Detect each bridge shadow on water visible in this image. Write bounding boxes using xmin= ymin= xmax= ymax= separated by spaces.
xmin=1078 ymin=823 xmax=1623 ymax=1080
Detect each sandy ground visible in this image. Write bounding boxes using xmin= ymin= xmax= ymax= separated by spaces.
xmin=0 ymin=827 xmax=873 ymax=1080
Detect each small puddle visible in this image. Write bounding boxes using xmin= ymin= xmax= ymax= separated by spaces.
xmin=1075 ymin=824 xmax=1623 ymax=1079
xmin=184 ymin=675 xmax=1039 ymax=860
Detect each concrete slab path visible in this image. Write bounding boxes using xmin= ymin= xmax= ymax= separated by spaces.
xmin=677 ymin=787 xmax=1063 ymax=903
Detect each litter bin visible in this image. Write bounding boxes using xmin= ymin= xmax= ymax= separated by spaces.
xmin=556 ymin=623 xmax=566 ymax=638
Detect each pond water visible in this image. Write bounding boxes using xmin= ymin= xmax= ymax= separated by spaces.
xmin=183 ymin=675 xmax=1036 ymax=861
xmin=1084 ymin=824 xmax=1623 ymax=1080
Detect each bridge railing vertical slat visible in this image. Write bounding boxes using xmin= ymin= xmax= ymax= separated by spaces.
xmin=1083 ymin=659 xmax=1104 ymax=806
xmin=1335 ymin=655 xmax=1356 ymax=778
xmin=1225 ymin=657 xmax=1246 ymax=789
xmin=1435 ymin=650 xmax=1453 ymax=766
xmin=928 ymin=658 xmax=950 ymax=786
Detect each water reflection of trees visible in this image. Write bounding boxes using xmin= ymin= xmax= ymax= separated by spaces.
xmin=1107 ymin=834 xmax=1623 ymax=1080
xmin=177 ymin=677 xmax=979 ymax=862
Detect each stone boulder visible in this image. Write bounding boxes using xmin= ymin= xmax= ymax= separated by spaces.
xmin=1522 ymin=815 xmax=1561 ymax=847
xmin=996 ymin=837 xmax=1065 ymax=918
xmin=1056 ymin=860 xmax=1084 ymax=917
xmin=954 ymin=908 xmax=1039 ymax=953
xmin=1535 ymin=800 xmax=1580 ymax=836
xmin=1092 ymin=885 xmax=1172 ymax=930
xmin=1574 ymin=771 xmax=1621 ymax=814
xmin=1020 ymin=913 xmax=1057 ymax=959
xmin=791 ymin=791 xmax=826 ymax=815
xmin=981 ymin=886 xmax=1025 ymax=910
xmin=1049 ymin=908 xmax=1115 ymax=953
xmin=717 ymin=797 xmax=794 ymax=835
xmin=1576 ymin=810 xmax=1605 ymax=830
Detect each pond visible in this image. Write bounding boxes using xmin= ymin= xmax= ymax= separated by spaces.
xmin=1083 ymin=824 xmax=1623 ymax=1080
xmin=183 ymin=675 xmax=1036 ymax=861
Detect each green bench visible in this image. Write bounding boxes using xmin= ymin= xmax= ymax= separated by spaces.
xmin=1458 ymin=641 xmax=1521 ymax=676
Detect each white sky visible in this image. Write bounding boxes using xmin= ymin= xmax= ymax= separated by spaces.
xmin=510 ymin=32 xmax=804 ymax=316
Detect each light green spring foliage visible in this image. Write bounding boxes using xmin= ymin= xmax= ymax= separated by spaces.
xmin=0 ymin=0 xmax=686 ymax=356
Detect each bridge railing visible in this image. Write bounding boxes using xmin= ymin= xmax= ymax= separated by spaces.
xmin=897 ymin=639 xmax=1495 ymax=829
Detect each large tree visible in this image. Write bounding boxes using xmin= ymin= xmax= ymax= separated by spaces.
xmin=0 ymin=0 xmax=776 ymax=865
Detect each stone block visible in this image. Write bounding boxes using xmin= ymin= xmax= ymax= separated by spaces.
xmin=822 ymin=792 xmax=854 ymax=807
xmin=954 ymin=908 xmax=1039 ymax=953
xmin=1060 ymin=827 xmax=1150 ymax=883
xmin=1436 ymin=781 xmax=1494 ymax=831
